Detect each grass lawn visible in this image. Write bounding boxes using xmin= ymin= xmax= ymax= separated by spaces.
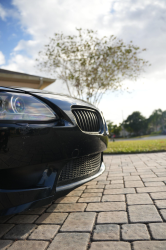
xmin=116 ymin=134 xmax=163 ymax=140
xmin=104 ymin=139 xmax=166 ymax=154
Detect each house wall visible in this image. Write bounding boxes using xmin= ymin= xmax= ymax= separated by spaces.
xmin=0 ymin=80 xmax=39 ymax=89
xmin=120 ymin=128 xmax=130 ymax=137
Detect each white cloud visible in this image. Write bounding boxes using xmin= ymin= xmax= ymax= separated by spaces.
xmin=0 ymin=3 xmax=19 ymax=21
xmin=9 ymin=0 xmax=166 ymax=78
xmin=12 ymin=0 xmax=112 ymax=38
xmin=1 ymin=0 xmax=166 ymax=123
xmin=0 ymin=51 xmax=5 ymax=65
xmin=2 ymin=54 xmax=35 ymax=73
xmin=14 ymin=40 xmax=41 ymax=56
xmin=0 ymin=4 xmax=7 ymax=20
xmin=99 ymin=75 xmax=166 ymax=124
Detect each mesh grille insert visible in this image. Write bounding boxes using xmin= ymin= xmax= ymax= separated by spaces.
xmin=72 ymin=109 xmax=101 ymax=132
xmin=57 ymin=153 xmax=101 ymax=185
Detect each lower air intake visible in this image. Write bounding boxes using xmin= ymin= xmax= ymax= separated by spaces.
xmin=57 ymin=153 xmax=101 ymax=185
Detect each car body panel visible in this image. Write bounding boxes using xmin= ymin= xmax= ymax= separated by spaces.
xmin=0 ymin=86 xmax=108 ymax=215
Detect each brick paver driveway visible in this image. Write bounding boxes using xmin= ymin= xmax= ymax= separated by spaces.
xmin=1 ymin=153 xmax=166 ymax=250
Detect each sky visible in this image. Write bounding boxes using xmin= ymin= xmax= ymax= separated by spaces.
xmin=0 ymin=0 xmax=166 ymax=124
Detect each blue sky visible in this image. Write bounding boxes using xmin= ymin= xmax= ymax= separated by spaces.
xmin=0 ymin=1 xmax=31 ymax=62
xmin=0 ymin=0 xmax=166 ymax=124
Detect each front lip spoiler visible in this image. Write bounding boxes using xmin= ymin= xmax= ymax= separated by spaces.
xmin=0 ymin=163 xmax=105 ymax=215
xmin=56 ymin=162 xmax=105 ymax=192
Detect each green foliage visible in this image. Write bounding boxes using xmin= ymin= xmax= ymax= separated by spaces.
xmin=36 ymin=28 xmax=149 ymax=105
xmin=150 ymin=131 xmax=162 ymax=135
xmin=120 ymin=109 xmax=166 ymax=136
xmin=149 ymin=109 xmax=166 ymax=132
xmin=106 ymin=120 xmax=121 ymax=136
xmin=112 ymin=124 xmax=122 ymax=136
xmin=123 ymin=111 xmax=148 ymax=135
xmin=104 ymin=139 xmax=166 ymax=154
xmin=106 ymin=120 xmax=114 ymax=136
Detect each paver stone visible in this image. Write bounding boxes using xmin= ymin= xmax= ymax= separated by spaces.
xmin=86 ymin=202 xmax=126 ymax=211
xmin=90 ymin=242 xmax=131 ymax=250
xmin=48 ymin=233 xmax=90 ymax=250
xmin=36 ymin=213 xmax=68 ymax=224
xmin=78 ymin=197 xmax=101 ymax=203
xmin=7 ymin=215 xmax=38 ymax=224
xmin=126 ymin=194 xmax=153 ymax=205
xmin=4 ymin=224 xmax=36 ymax=240
xmin=160 ymin=209 xmax=166 ymax=221
xmin=150 ymin=192 xmax=166 ymax=199
xmin=54 ymin=197 xmax=78 ymax=203
xmin=60 ymin=212 xmax=96 ymax=232
xmin=7 ymin=240 xmax=49 ymax=250
xmin=93 ymin=224 xmax=120 ymax=240
xmin=97 ymin=211 xmax=128 ymax=224
xmin=104 ymin=188 xmax=135 ymax=195
xmin=128 ymin=205 xmax=162 ymax=223
xmin=122 ymin=224 xmax=150 ymax=240
xmin=0 ymin=240 xmax=13 ymax=250
xmin=81 ymin=192 xmax=102 ymax=197
xmin=0 ymin=224 xmax=14 ymax=238
xmin=29 ymin=225 xmax=60 ymax=240
xmin=149 ymin=223 xmax=166 ymax=239
xmin=133 ymin=241 xmax=166 ymax=250
xmin=47 ymin=203 xmax=86 ymax=212
xmin=155 ymin=200 xmax=166 ymax=209
xmin=102 ymin=195 xmax=125 ymax=202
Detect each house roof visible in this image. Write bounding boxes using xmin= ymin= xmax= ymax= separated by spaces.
xmin=0 ymin=69 xmax=56 ymax=89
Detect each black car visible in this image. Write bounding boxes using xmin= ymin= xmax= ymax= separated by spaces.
xmin=0 ymin=86 xmax=108 ymax=215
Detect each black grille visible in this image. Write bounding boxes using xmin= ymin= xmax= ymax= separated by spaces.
xmin=72 ymin=109 xmax=101 ymax=132
xmin=57 ymin=153 xmax=101 ymax=185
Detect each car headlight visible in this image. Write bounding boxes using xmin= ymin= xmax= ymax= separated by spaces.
xmin=0 ymin=92 xmax=56 ymax=121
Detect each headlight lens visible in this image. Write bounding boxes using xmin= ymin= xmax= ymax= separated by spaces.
xmin=13 ymin=97 xmax=25 ymax=113
xmin=0 ymin=92 xmax=56 ymax=121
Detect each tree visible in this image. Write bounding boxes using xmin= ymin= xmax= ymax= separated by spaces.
xmin=106 ymin=120 xmax=121 ymax=137
xmin=124 ymin=111 xmax=147 ymax=135
xmin=161 ymin=111 xmax=166 ymax=131
xmin=112 ymin=124 xmax=122 ymax=136
xmin=106 ymin=120 xmax=114 ymax=137
xmin=149 ymin=109 xmax=166 ymax=132
xmin=36 ymin=28 xmax=150 ymax=105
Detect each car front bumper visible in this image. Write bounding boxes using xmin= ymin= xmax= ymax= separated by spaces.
xmin=0 ymin=162 xmax=105 ymax=216
xmin=0 ymin=122 xmax=107 ymax=216
xmin=0 ymin=89 xmax=108 ymax=215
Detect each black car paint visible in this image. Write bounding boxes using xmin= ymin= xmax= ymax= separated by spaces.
xmin=0 ymin=87 xmax=108 ymax=215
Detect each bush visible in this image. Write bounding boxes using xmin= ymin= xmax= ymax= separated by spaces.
xmin=150 ymin=131 xmax=161 ymax=135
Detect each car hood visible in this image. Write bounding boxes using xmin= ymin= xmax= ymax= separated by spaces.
xmin=0 ymin=86 xmax=96 ymax=107
xmin=0 ymin=86 xmax=101 ymax=123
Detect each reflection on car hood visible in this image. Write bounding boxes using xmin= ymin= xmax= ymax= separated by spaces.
xmin=0 ymin=86 xmax=98 ymax=111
